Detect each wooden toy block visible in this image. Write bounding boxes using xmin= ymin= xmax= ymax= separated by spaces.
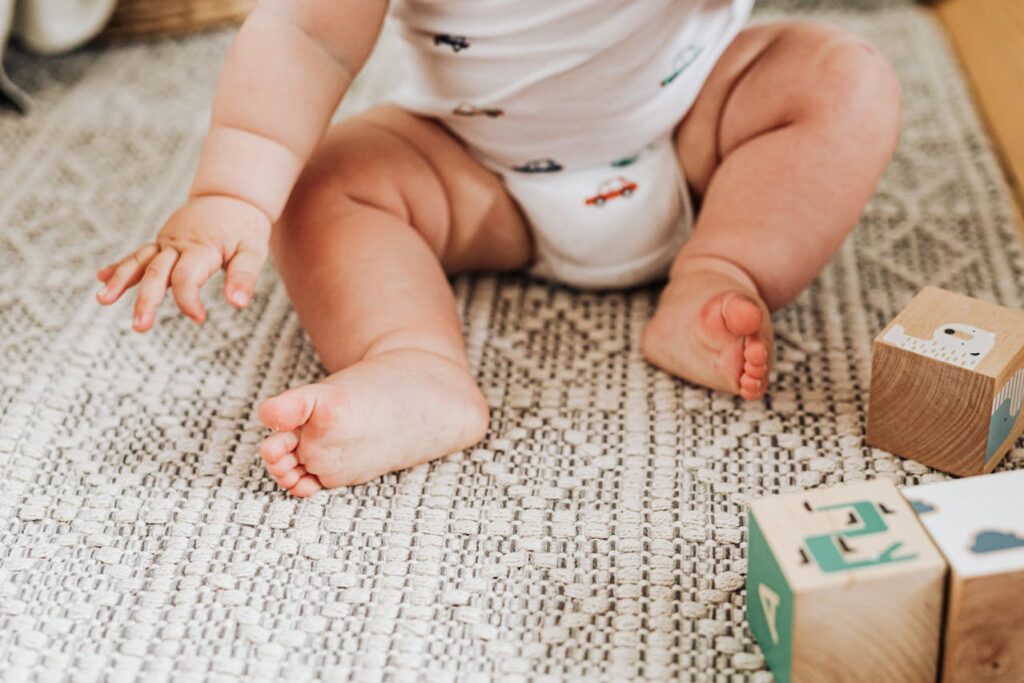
xmin=904 ymin=469 xmax=1024 ymax=682
xmin=867 ymin=286 xmax=1024 ymax=476
xmin=746 ymin=480 xmax=947 ymax=683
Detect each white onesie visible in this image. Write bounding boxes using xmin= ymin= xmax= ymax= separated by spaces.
xmin=390 ymin=0 xmax=754 ymax=288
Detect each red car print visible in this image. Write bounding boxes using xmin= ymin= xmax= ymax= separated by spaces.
xmin=585 ymin=177 xmax=638 ymax=206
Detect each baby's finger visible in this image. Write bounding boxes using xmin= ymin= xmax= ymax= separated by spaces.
xmin=132 ymin=248 xmax=179 ymax=332
xmin=224 ymin=244 xmax=267 ymax=308
xmin=96 ymin=264 xmax=117 ymax=282
xmin=96 ymin=244 xmax=159 ymax=304
xmin=170 ymin=248 xmax=221 ymax=323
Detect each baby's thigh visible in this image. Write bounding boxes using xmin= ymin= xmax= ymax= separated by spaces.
xmin=675 ymin=21 xmax=895 ymax=195
xmin=282 ymin=104 xmax=532 ymax=273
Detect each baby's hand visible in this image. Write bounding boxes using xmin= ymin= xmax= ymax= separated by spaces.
xmin=95 ymin=195 xmax=271 ymax=331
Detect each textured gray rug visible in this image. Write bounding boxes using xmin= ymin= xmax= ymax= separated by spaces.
xmin=1 ymin=5 xmax=1022 ymax=682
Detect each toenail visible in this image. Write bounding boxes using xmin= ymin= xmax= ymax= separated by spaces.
xmin=230 ymin=288 xmax=250 ymax=306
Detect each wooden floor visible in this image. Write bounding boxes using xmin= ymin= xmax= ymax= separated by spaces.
xmin=934 ymin=0 xmax=1024 ymax=231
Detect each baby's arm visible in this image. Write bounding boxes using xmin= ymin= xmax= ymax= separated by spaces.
xmin=96 ymin=0 xmax=388 ymax=331
xmin=194 ymin=0 xmax=387 ymax=224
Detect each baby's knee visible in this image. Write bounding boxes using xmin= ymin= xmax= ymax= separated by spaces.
xmin=277 ymin=120 xmax=452 ymax=254
xmin=285 ymin=146 xmax=402 ymax=228
xmin=809 ymin=28 xmax=901 ymax=150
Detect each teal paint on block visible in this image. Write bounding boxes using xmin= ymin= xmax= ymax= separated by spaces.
xmin=747 ymin=511 xmax=794 ymax=683
xmin=985 ymin=397 xmax=1019 ymax=464
xmin=804 ymin=500 xmax=917 ymax=573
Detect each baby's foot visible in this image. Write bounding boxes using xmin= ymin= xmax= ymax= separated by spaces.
xmin=257 ymin=349 xmax=489 ymax=496
xmin=642 ymin=258 xmax=773 ymax=400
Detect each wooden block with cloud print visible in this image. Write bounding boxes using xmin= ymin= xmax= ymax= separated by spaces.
xmin=904 ymin=469 xmax=1024 ymax=682
xmin=867 ymin=286 xmax=1024 ymax=476
xmin=746 ymin=480 xmax=947 ymax=683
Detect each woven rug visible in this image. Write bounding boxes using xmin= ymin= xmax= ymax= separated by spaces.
xmin=1 ymin=4 xmax=1022 ymax=681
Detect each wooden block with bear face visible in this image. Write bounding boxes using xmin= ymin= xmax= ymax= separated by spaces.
xmin=904 ymin=470 xmax=1024 ymax=682
xmin=746 ymin=480 xmax=947 ymax=683
xmin=867 ymin=286 xmax=1024 ymax=476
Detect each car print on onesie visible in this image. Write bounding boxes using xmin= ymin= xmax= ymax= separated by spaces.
xmin=452 ymin=103 xmax=504 ymax=118
xmin=512 ymin=158 xmax=563 ymax=174
xmin=585 ymin=177 xmax=637 ymax=207
xmin=610 ymin=153 xmax=641 ymax=168
xmin=660 ymin=45 xmax=702 ymax=87
xmin=433 ymin=34 xmax=469 ymax=52
xmin=610 ymin=144 xmax=654 ymax=169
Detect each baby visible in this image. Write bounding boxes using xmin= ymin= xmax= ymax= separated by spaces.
xmin=96 ymin=0 xmax=900 ymax=496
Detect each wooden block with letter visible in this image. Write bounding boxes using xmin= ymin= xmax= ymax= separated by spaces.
xmin=867 ymin=286 xmax=1024 ymax=475
xmin=746 ymin=480 xmax=947 ymax=683
xmin=904 ymin=469 xmax=1024 ymax=682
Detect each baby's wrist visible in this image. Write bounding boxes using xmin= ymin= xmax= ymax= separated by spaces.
xmin=186 ymin=191 xmax=274 ymax=227
xmin=190 ymin=123 xmax=304 ymax=223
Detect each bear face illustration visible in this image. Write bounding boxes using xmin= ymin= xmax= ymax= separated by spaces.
xmin=931 ymin=324 xmax=995 ymax=359
xmin=883 ymin=322 xmax=996 ymax=370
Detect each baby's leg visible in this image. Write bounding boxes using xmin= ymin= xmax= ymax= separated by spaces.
xmin=257 ymin=105 xmax=531 ymax=495
xmin=644 ymin=21 xmax=900 ymax=399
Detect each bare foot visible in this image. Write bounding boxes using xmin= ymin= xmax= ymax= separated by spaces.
xmin=257 ymin=349 xmax=490 ymax=496
xmin=642 ymin=257 xmax=773 ymax=400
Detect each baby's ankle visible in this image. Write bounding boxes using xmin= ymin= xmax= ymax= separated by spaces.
xmin=669 ymin=252 xmax=761 ymax=299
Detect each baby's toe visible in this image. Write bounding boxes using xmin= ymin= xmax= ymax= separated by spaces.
xmin=266 ymin=453 xmax=299 ymax=477
xmin=744 ymin=338 xmax=769 ymax=366
xmin=259 ymin=386 xmax=319 ymax=432
xmin=722 ymin=294 xmax=763 ymax=337
xmin=739 ymin=374 xmax=765 ymax=400
xmin=274 ymin=464 xmax=308 ymax=490
xmin=259 ymin=430 xmax=298 ymax=464
xmin=744 ymin=361 xmax=767 ymax=379
xmin=740 ymin=373 xmax=762 ymax=389
xmin=289 ymin=474 xmax=323 ymax=498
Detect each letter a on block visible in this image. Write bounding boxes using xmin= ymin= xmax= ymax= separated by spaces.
xmin=747 ymin=480 xmax=946 ymax=683
xmin=759 ymin=583 xmax=781 ymax=645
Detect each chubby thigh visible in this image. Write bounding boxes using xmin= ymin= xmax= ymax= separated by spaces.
xmin=274 ymin=104 xmax=535 ymax=276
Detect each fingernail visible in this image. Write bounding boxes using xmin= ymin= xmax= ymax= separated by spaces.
xmin=133 ymin=312 xmax=145 ymax=328
xmin=97 ymin=285 xmax=110 ymax=299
